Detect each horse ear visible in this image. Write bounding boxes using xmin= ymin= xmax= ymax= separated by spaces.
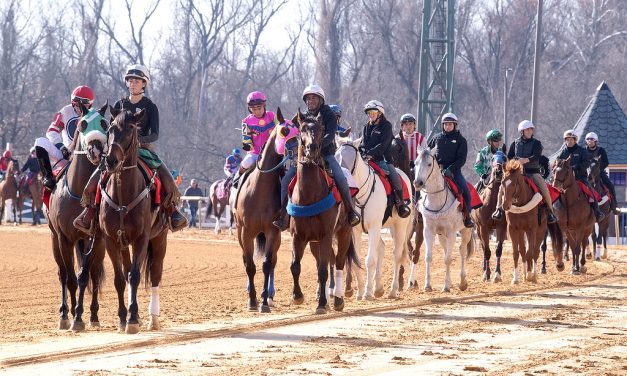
xmin=110 ymin=105 xmax=120 ymax=118
xmin=79 ymin=119 xmax=87 ymax=132
xmin=133 ymin=108 xmax=146 ymax=125
xmin=98 ymin=101 xmax=108 ymax=118
xmin=276 ymin=107 xmax=285 ymax=124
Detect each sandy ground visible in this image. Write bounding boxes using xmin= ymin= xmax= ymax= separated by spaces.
xmin=0 ymin=225 xmax=625 ymax=375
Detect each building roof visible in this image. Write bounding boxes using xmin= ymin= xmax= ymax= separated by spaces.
xmin=573 ymin=82 xmax=627 ymax=164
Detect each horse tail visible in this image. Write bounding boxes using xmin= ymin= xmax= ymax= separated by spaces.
xmin=254 ymin=233 xmax=266 ymax=263
xmin=143 ymin=242 xmax=153 ymax=288
xmin=347 ymin=232 xmax=362 ymax=270
xmin=206 ymin=198 xmax=213 ymax=220
xmin=75 ymin=239 xmax=106 ymax=295
xmin=547 ymin=221 xmax=563 ymax=256
xmin=466 ymin=229 xmax=476 ymax=259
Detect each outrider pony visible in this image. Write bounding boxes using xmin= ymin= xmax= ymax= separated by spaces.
xmin=472 ymin=161 xmax=508 ymax=282
xmin=232 ymin=108 xmax=295 ymax=312
xmin=46 ymin=103 xmax=108 ymax=331
xmin=501 ymin=160 xmax=564 ymax=283
xmin=208 ymin=178 xmax=234 ymax=234
xmin=587 ymin=157 xmax=610 ymax=260
xmin=18 ymin=172 xmax=44 ymax=225
xmin=291 ymin=111 xmax=358 ymax=313
xmin=552 ymin=157 xmax=596 ymax=274
xmin=0 ymin=159 xmax=20 ymax=224
xmin=99 ymin=107 xmax=169 ymax=334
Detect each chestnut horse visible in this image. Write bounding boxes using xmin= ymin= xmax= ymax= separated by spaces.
xmin=587 ymin=157 xmax=610 ymax=260
xmin=18 ymin=173 xmax=44 ymax=225
xmin=552 ymin=157 xmax=596 ymax=274
xmin=471 ymin=162 xmax=508 ymax=283
xmin=291 ymin=111 xmax=359 ymax=313
xmin=0 ymin=159 xmax=19 ymax=224
xmin=46 ymin=103 xmax=108 ymax=331
xmin=99 ymin=107 xmax=169 ymax=334
xmin=501 ymin=160 xmax=564 ymax=284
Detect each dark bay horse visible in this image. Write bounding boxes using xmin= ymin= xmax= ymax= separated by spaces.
xmin=232 ymin=108 xmax=295 ymax=312
xmin=291 ymin=111 xmax=358 ymax=313
xmin=46 ymin=104 xmax=108 ymax=331
xmin=501 ymin=160 xmax=564 ymax=283
xmin=0 ymin=159 xmax=20 ymax=224
xmin=18 ymin=173 xmax=44 ymax=225
xmin=99 ymin=107 xmax=169 ymax=334
xmin=552 ymin=157 xmax=596 ymax=274
xmin=471 ymin=162 xmax=508 ymax=282
xmin=587 ymin=157 xmax=610 ymax=260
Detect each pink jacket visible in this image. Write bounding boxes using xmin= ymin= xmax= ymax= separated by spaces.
xmin=242 ymin=111 xmax=277 ymax=154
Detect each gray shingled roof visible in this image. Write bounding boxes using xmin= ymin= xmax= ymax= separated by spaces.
xmin=573 ymin=82 xmax=627 ymax=164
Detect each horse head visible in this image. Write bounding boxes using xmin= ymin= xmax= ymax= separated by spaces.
xmin=294 ymin=109 xmax=323 ymax=164
xmin=587 ymin=156 xmax=601 ymax=187
xmin=335 ymin=137 xmax=361 ymax=174
xmin=274 ymin=107 xmax=299 ymax=158
xmin=501 ymin=159 xmax=524 ymax=210
xmin=105 ymin=106 xmax=143 ymax=173
xmin=551 ymin=156 xmax=572 ymax=192
xmin=413 ymin=148 xmax=439 ymax=190
xmin=78 ymin=102 xmax=109 ymax=165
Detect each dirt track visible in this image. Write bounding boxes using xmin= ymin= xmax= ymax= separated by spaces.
xmin=0 ymin=225 xmax=626 ymax=375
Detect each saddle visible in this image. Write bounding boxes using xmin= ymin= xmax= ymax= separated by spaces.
xmin=288 ymin=167 xmax=342 ymax=204
xmin=443 ymin=176 xmax=483 ymax=211
xmin=287 ymin=166 xmax=342 ymax=217
xmin=576 ymin=180 xmax=601 ymax=203
xmin=216 ymin=178 xmax=232 ymax=200
xmin=94 ymin=159 xmax=162 ymax=207
xmin=52 ymin=159 xmax=70 ymax=180
xmin=367 ymin=160 xmax=410 ymax=201
xmin=18 ymin=172 xmax=37 ymax=190
xmin=525 ymin=177 xmax=560 ymax=204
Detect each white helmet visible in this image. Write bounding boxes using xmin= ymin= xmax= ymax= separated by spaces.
xmin=585 ymin=132 xmax=598 ymax=142
xmin=124 ymin=64 xmax=151 ymax=84
xmin=364 ymin=100 xmax=385 ymax=115
xmin=517 ymin=120 xmax=535 ymax=132
xmin=563 ymin=129 xmax=578 ymax=141
xmin=302 ymin=84 xmax=326 ymax=103
xmin=442 ymin=112 xmax=458 ymax=124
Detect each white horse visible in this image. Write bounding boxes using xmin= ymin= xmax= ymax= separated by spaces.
xmin=413 ymin=148 xmax=474 ymax=292
xmin=336 ymin=140 xmax=412 ymax=300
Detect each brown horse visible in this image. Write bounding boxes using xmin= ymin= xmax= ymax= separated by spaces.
xmin=207 ymin=178 xmax=234 ymax=234
xmin=46 ymin=103 xmax=108 ymax=331
xmin=232 ymin=108 xmax=294 ymax=312
xmin=587 ymin=157 xmax=610 ymax=260
xmin=552 ymin=157 xmax=596 ymax=274
xmin=290 ymin=111 xmax=358 ymax=314
xmin=501 ymin=160 xmax=564 ymax=283
xmin=472 ymin=162 xmax=508 ymax=282
xmin=18 ymin=173 xmax=44 ymax=225
xmin=0 ymin=159 xmax=20 ymax=224
xmin=99 ymin=106 xmax=169 ymax=334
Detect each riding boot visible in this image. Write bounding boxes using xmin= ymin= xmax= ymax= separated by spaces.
xmin=394 ymin=189 xmax=411 ymax=218
xmin=610 ymin=197 xmax=620 ymax=215
xmin=35 ymin=147 xmax=56 ymax=190
xmin=232 ymin=166 xmax=247 ymax=189
xmin=463 ymin=208 xmax=475 ymax=228
xmin=547 ymin=211 xmax=558 ymax=224
xmin=272 ymin=197 xmax=290 ymax=231
xmin=591 ymin=201 xmax=605 ymax=222
xmin=157 ymin=164 xmax=188 ymax=232
xmin=73 ymin=169 xmax=103 ymax=235
xmin=491 ymin=208 xmax=504 ymax=221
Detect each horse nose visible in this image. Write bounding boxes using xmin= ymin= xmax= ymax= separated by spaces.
xmin=414 ymin=180 xmax=423 ymax=189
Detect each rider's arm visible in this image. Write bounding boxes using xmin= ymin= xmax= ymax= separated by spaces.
xmin=366 ymin=123 xmax=393 ymax=158
xmin=600 ymin=148 xmax=609 ymax=170
xmin=320 ymin=106 xmax=337 ymax=151
xmin=449 ymin=135 xmax=468 ymax=173
xmin=529 ymin=139 xmax=543 ymax=164
xmin=47 ymin=111 xmax=65 ymax=149
xmin=138 ymin=101 xmax=159 ymax=144
xmin=474 ymin=149 xmax=486 ymax=176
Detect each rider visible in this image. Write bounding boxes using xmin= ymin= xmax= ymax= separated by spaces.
xmin=360 ymin=100 xmax=411 ymax=218
xmin=224 ymin=148 xmax=242 ymax=178
xmin=236 ymin=91 xmax=277 ymax=179
xmin=491 ymin=120 xmax=558 ymax=223
xmin=20 ymin=147 xmax=40 ymax=188
xmin=474 ymin=129 xmax=506 ymax=192
xmin=585 ymin=132 xmax=619 ymax=214
xmin=73 ymin=64 xmax=188 ymax=234
xmin=330 ymin=104 xmax=351 ymax=137
xmin=428 ymin=112 xmax=475 ymax=228
xmin=0 ymin=150 xmax=13 ymax=175
xmin=400 ymin=113 xmax=426 ymax=168
xmin=35 ymin=85 xmax=94 ymax=190
xmin=558 ymin=129 xmax=605 ymax=222
xmin=274 ymin=84 xmax=360 ymax=230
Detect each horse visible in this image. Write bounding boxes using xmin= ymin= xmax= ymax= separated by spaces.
xmin=207 ymin=178 xmax=234 ymax=234
xmin=232 ymin=108 xmax=296 ymax=312
xmin=18 ymin=172 xmax=44 ymax=225
xmin=501 ymin=160 xmax=564 ymax=283
xmin=587 ymin=157 xmax=610 ymax=260
xmin=335 ymin=139 xmax=412 ymax=299
xmin=552 ymin=157 xmax=596 ymax=274
xmin=98 ymin=106 xmax=169 ymax=334
xmin=412 ymin=148 xmax=474 ymax=292
xmin=290 ymin=111 xmax=359 ymax=313
xmin=46 ymin=103 xmax=109 ymax=331
xmin=471 ymin=162 xmax=508 ymax=282
xmin=0 ymin=159 xmax=20 ymax=225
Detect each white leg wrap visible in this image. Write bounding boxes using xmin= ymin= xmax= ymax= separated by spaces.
xmin=595 ymin=247 xmax=601 ymax=259
xmin=334 ymin=269 xmax=345 ymax=298
xmin=148 ymin=286 xmax=160 ymax=316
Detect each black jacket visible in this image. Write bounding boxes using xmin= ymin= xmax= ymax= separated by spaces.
xmin=558 ymin=143 xmax=589 ymax=179
xmin=427 ymin=129 xmax=467 ymax=174
xmin=586 ymin=146 xmax=609 ymax=170
xmin=114 ymin=96 xmax=160 ymax=145
xmin=21 ymin=157 xmax=40 ymax=174
xmin=507 ymin=137 xmax=543 ymax=174
xmin=361 ymin=118 xmax=393 ymax=162
xmin=307 ymin=104 xmax=337 ymax=156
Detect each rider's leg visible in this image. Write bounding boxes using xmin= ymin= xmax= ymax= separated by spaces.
xmin=325 ymin=155 xmax=360 ymax=226
xmin=233 ymin=154 xmax=256 ymax=187
xmin=453 ymin=170 xmax=474 ymax=227
xmin=73 ymin=166 xmax=104 ymax=235
xmin=157 ymin=162 xmax=188 ymax=232
xmin=530 ymin=173 xmax=558 ymax=224
xmin=272 ymin=165 xmax=296 ymax=231
xmin=601 ymin=171 xmax=619 ymax=214
xmin=383 ymin=161 xmax=411 ymax=218
xmin=34 ymin=139 xmax=63 ymax=190
xmin=491 ymin=184 xmax=506 ymax=220
xmin=581 ymin=178 xmax=605 ymax=222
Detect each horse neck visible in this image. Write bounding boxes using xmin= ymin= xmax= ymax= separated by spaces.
xmin=295 ymin=159 xmax=326 ymax=203
xmin=560 ymin=171 xmax=584 ymax=206
xmin=67 ymin=154 xmax=95 ymax=193
xmin=423 ymin=167 xmax=450 ymax=204
xmin=353 ymin=153 xmax=370 ymax=183
xmin=512 ymin=173 xmax=534 ymax=204
xmin=257 ymin=134 xmax=282 ymax=173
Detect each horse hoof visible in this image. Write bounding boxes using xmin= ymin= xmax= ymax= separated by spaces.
xmin=356 ymin=294 xmax=363 ymax=301
xmin=595 ymin=257 xmax=601 ymax=262
xmin=586 ymin=253 xmax=592 ymax=260
xmin=268 ymin=298 xmax=275 ymax=308
xmin=248 ymin=304 xmax=258 ymax=311
xmin=125 ymin=323 xmax=140 ymax=334
xmin=292 ymin=296 xmax=304 ymax=305
xmin=345 ymin=289 xmax=354 ymax=298
xmin=59 ymin=318 xmax=71 ymax=330
xmin=511 ymin=279 xmax=519 ymax=285
xmin=424 ymin=286 xmax=432 ymax=292
xmin=571 ymin=270 xmax=580 ymax=276
xmin=602 ymin=251 xmax=608 ymax=259
xmin=541 ymin=267 xmax=547 ymax=274
xmin=459 ymin=281 xmax=468 ymax=291
xmin=333 ymin=297 xmax=345 ymax=311
xmin=374 ymin=289 xmax=385 ymax=298
xmin=89 ymin=321 xmax=100 ymax=328
xmin=442 ymin=287 xmax=450 ymax=293
xmin=492 ymin=273 xmax=502 ymax=283
xmin=407 ymin=282 xmax=417 ymax=290
xmin=315 ymin=307 xmax=327 ymax=315
xmin=364 ymin=294 xmax=375 ymax=301
xmin=259 ymin=305 xmax=271 ymax=313
xmin=147 ymin=315 xmax=160 ymax=331
xmin=482 ymin=272 xmax=490 ymax=282
xmin=117 ymin=322 xmax=126 ymax=333
xmin=527 ymin=275 xmax=537 ymax=283
xmin=388 ymin=291 xmax=399 ymax=299
xmin=70 ymin=319 xmax=85 ymax=332
xmin=581 ymin=266 xmax=587 ymax=274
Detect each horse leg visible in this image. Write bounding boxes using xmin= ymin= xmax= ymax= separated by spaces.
xmin=364 ymin=229 xmax=381 ymax=300
xmin=59 ymin=236 xmax=78 ymax=321
xmin=148 ymin=234 xmax=167 ymax=331
xmin=388 ymin=226 xmax=405 ymax=299
xmin=567 ymin=232 xmax=580 ymax=275
xmin=494 ymin=239 xmax=503 ymax=283
xmin=290 ymin=236 xmax=307 ymax=305
xmin=458 ymin=228 xmax=471 ymax=291
xmin=374 ymin=237 xmax=385 ymax=298
xmin=602 ymin=226 xmax=608 ymax=259
xmin=312 ymin=239 xmax=330 ymax=314
xmin=126 ymin=236 xmax=149 ymax=334
xmin=51 ymin=235 xmax=71 ymax=330
xmin=332 ymin=227 xmax=352 ymax=311
xmin=510 ymin=229 xmax=520 ymax=285
xmin=580 ymin=236 xmax=588 ymax=274
xmin=541 ymin=230 xmax=548 ymax=274
xmin=259 ymin=232 xmax=279 ymax=313
xmin=71 ymin=239 xmax=91 ymax=332
xmin=240 ymin=231 xmax=258 ymax=311
xmin=88 ymin=239 xmax=106 ymax=328
xmin=423 ymin=225 xmax=435 ymax=292
xmin=527 ymin=231 xmax=538 ymax=283
xmin=348 ymin=228 xmax=365 ymax=299
xmin=441 ymin=233 xmax=454 ymax=292
xmin=0 ymin=200 xmax=4 ymax=224
xmin=479 ymin=226 xmax=491 ymax=282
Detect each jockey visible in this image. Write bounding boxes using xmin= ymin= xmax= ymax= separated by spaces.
xmin=428 ymin=112 xmax=474 ymax=228
xmin=35 ymin=85 xmax=94 ymax=190
xmin=238 ymin=91 xmax=277 ymax=175
xmin=274 ymin=84 xmax=360 ymax=230
xmin=0 ymin=150 xmax=12 ymax=174
xmin=360 ymin=100 xmax=411 ymax=218
xmin=585 ymin=132 xmax=619 ymax=214
xmin=224 ymin=148 xmax=242 ymax=177
xmin=492 ymin=120 xmax=558 ymax=223
xmin=73 ymin=64 xmax=188 ymax=234
xmin=474 ymin=129 xmax=506 ymax=191
xmin=400 ymin=113 xmax=426 ymax=167
xmin=21 ymin=147 xmax=40 ymax=174
xmin=330 ymin=104 xmax=351 ymax=137
xmin=558 ymin=130 xmax=605 ymax=222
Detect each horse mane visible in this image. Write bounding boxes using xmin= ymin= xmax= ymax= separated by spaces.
xmin=69 ymin=125 xmax=82 ymax=156
xmin=505 ymin=159 xmax=522 ymax=174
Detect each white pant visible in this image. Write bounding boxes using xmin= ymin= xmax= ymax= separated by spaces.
xmin=34 ymin=137 xmax=64 ymax=166
xmin=240 ymin=153 xmax=259 ymax=170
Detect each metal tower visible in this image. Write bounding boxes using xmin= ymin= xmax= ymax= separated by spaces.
xmin=417 ymin=0 xmax=455 ymax=139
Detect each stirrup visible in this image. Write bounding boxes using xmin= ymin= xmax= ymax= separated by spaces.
xmin=169 ymin=210 xmax=188 ymax=232
xmin=397 ymin=204 xmax=411 ymax=218
xmin=348 ymin=211 xmax=360 ymax=227
xmin=73 ymin=208 xmax=96 ymax=236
